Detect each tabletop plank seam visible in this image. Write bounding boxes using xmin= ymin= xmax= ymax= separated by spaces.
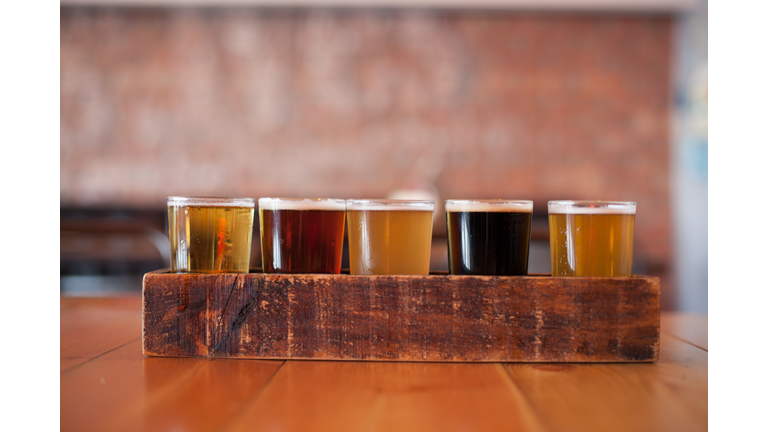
xmin=61 ymin=336 xmax=142 ymax=375
xmin=101 ymin=351 xmax=214 ymax=428
xmin=496 ymin=363 xmax=554 ymax=432
xmin=61 ymin=302 xmax=708 ymax=431
xmin=661 ymin=330 xmax=708 ymax=352
xmin=221 ymin=360 xmax=287 ymax=432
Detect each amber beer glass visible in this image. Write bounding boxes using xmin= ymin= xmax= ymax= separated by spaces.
xmin=548 ymin=201 xmax=636 ymax=277
xmin=167 ymin=197 xmax=255 ymax=273
xmin=259 ymin=198 xmax=346 ymax=274
xmin=347 ymin=200 xmax=434 ymax=275
xmin=446 ymin=200 xmax=533 ymax=276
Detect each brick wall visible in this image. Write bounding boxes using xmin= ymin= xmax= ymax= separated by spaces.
xmin=61 ymin=8 xmax=672 ymax=265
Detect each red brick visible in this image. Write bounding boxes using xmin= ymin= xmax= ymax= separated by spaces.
xmin=61 ymin=9 xmax=673 ymax=266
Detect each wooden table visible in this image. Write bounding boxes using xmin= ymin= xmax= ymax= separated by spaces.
xmin=61 ymin=296 xmax=707 ymax=432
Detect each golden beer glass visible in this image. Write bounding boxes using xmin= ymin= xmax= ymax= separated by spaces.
xmin=548 ymin=200 xmax=636 ymax=277
xmin=167 ymin=196 xmax=255 ymax=273
xmin=346 ymin=199 xmax=434 ymax=275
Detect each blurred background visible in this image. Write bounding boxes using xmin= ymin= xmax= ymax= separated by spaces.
xmin=60 ymin=0 xmax=707 ymax=312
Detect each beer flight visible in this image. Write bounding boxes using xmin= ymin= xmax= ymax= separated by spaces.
xmin=167 ymin=197 xmax=636 ymax=277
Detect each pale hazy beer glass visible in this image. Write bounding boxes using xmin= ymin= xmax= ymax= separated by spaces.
xmin=167 ymin=197 xmax=255 ymax=273
xmin=258 ymin=198 xmax=346 ymax=274
xmin=446 ymin=200 xmax=533 ymax=276
xmin=347 ymin=199 xmax=434 ymax=275
xmin=548 ymin=201 xmax=636 ymax=277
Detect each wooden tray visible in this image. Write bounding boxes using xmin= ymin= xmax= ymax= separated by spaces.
xmin=142 ymin=270 xmax=660 ymax=362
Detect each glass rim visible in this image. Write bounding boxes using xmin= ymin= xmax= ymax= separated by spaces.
xmin=548 ymin=200 xmax=636 ymax=215
xmin=346 ymin=199 xmax=435 ymax=211
xmin=445 ymin=199 xmax=533 ymax=213
xmin=258 ymin=197 xmax=346 ymax=211
xmin=167 ymin=196 xmax=256 ymax=208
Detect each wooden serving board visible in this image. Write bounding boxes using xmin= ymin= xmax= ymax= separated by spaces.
xmin=142 ymin=270 xmax=660 ymax=362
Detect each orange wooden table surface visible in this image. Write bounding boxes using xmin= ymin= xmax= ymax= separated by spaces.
xmin=61 ymin=296 xmax=707 ymax=432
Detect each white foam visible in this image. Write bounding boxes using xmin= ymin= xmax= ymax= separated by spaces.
xmin=445 ymin=200 xmax=533 ymax=213
xmin=258 ymin=197 xmax=346 ymax=211
xmin=548 ymin=201 xmax=636 ymax=215
xmin=167 ymin=196 xmax=255 ymax=208
xmin=346 ymin=199 xmax=434 ymax=211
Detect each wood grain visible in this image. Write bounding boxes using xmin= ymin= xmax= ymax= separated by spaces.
xmin=60 ymin=296 xmax=706 ymax=432
xmin=114 ymin=358 xmax=283 ymax=432
xmin=503 ymin=332 xmax=707 ymax=432
xmin=62 ymin=339 xmax=206 ymax=432
xmin=61 ymin=306 xmax=142 ymax=372
xmin=227 ymin=361 xmax=545 ymax=432
xmin=143 ymin=271 xmax=660 ymax=362
xmin=61 ymin=338 xmax=283 ymax=432
xmin=661 ymin=313 xmax=707 ymax=350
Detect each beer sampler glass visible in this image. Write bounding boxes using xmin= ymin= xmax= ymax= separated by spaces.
xmin=346 ymin=199 xmax=435 ymax=275
xmin=258 ymin=198 xmax=347 ymax=274
xmin=167 ymin=197 xmax=255 ymax=274
xmin=446 ymin=200 xmax=533 ymax=276
xmin=548 ymin=200 xmax=636 ymax=277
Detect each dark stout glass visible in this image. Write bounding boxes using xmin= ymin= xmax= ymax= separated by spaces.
xmin=259 ymin=198 xmax=346 ymax=274
xmin=446 ymin=200 xmax=533 ymax=276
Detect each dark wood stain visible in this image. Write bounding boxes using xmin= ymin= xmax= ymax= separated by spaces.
xmin=143 ymin=271 xmax=660 ymax=363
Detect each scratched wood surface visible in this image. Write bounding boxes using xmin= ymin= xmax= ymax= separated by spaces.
xmin=142 ymin=271 xmax=660 ymax=362
xmin=61 ymin=297 xmax=706 ymax=432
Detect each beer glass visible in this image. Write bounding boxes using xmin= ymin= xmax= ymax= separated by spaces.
xmin=548 ymin=201 xmax=636 ymax=277
xmin=259 ymin=198 xmax=346 ymax=274
xmin=347 ymin=199 xmax=434 ymax=275
xmin=167 ymin=196 xmax=255 ymax=274
xmin=446 ymin=200 xmax=533 ymax=276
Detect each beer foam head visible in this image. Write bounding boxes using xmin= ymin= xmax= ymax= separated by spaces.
xmin=346 ymin=199 xmax=435 ymax=211
xmin=167 ymin=196 xmax=255 ymax=208
xmin=445 ymin=200 xmax=533 ymax=213
xmin=258 ymin=198 xmax=346 ymax=211
xmin=547 ymin=201 xmax=636 ymax=215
